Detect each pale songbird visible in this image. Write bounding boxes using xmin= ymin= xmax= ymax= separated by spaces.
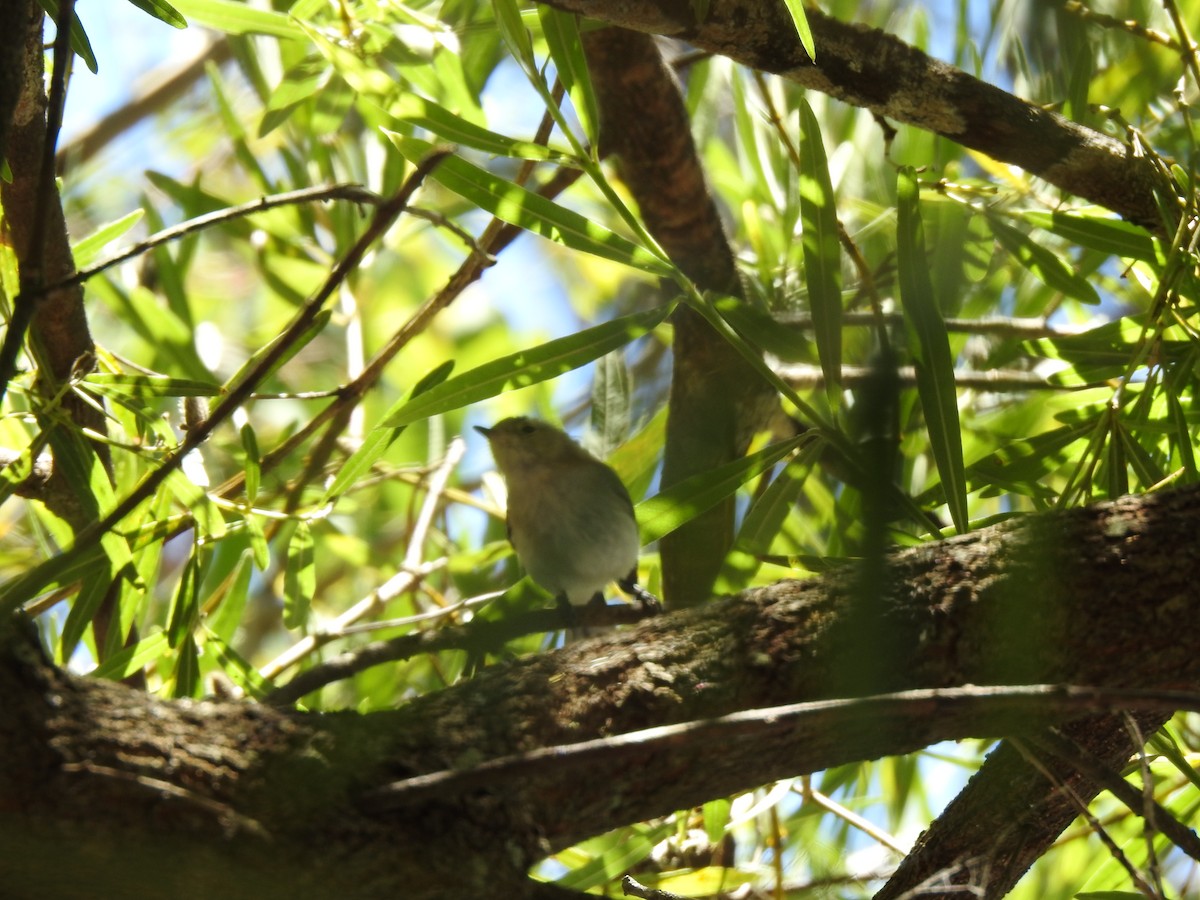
xmin=475 ymin=417 xmax=658 ymax=611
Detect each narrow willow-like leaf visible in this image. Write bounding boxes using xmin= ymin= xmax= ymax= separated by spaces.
xmin=82 ymin=373 xmax=220 ymax=397
xmin=590 ymin=354 xmax=631 ymax=460
xmin=172 ymin=635 xmax=201 ymax=698
xmin=169 ymin=0 xmax=303 ymax=37
xmin=492 ymin=0 xmax=537 ymax=74
xmin=1020 ymin=210 xmax=1157 ymax=261
xmin=636 ymin=436 xmax=806 ymax=546
xmin=1169 ymin=392 xmax=1197 ymax=477
xmin=896 ymin=168 xmax=968 ymax=532
xmin=283 ymin=522 xmax=315 ymax=630
xmin=798 ymin=98 xmax=842 ymax=393
xmin=386 ymin=95 xmax=571 ymax=161
xmin=126 ymin=0 xmax=187 ymax=28
xmin=260 ymin=56 xmax=329 ymax=138
xmin=381 ymin=305 xmax=671 ymax=428
xmin=782 ymin=0 xmax=816 ymax=61
xmin=555 ymin=822 xmax=673 ymax=892
xmin=38 ymin=0 xmax=98 ymax=72
xmin=734 ymin=440 xmax=822 ymax=556
xmin=167 ymin=550 xmax=202 ymax=648
xmin=90 ymin=631 xmax=170 ymax=681
xmin=225 ymin=309 xmax=332 ymax=393
xmin=241 ymin=423 xmax=261 ymax=503
xmin=58 ymin=567 xmax=114 ymax=663
xmin=710 ymin=296 xmax=810 ymax=361
xmin=72 ymin=209 xmax=145 ymax=267
xmin=989 ymin=214 xmax=1100 ymax=305
xmin=388 ymin=135 xmax=673 ymax=275
xmin=324 ymin=360 xmax=455 ymax=502
xmin=207 ymin=548 xmax=255 ymax=644
xmin=537 ymin=7 xmax=599 ymax=144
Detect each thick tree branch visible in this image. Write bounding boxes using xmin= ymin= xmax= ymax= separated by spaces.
xmin=549 ymin=0 xmax=1167 ymax=228
xmin=3 ymin=486 xmax=1200 ymax=898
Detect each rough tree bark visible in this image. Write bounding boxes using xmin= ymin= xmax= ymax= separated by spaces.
xmin=3 ymin=486 xmax=1199 ymax=898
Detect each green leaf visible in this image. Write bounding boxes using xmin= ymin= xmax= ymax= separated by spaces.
xmin=241 ymin=423 xmax=261 ymax=503
xmin=59 ymin=567 xmax=114 ymax=663
xmin=798 ymin=98 xmax=843 ymax=393
xmin=734 ymin=440 xmax=822 ymax=556
xmin=381 ymin=305 xmax=672 ymax=428
xmin=225 ymin=309 xmax=333 ymax=393
xmin=637 ymin=436 xmax=806 ymax=545
xmin=492 ymin=0 xmax=537 ymax=75
xmin=989 ymin=214 xmax=1100 ymax=305
xmin=38 ymin=0 xmax=98 ymax=73
xmin=82 ymin=373 xmax=220 ymax=397
xmin=72 ymin=209 xmax=145 ymax=267
xmin=169 ymin=0 xmax=303 ymax=37
xmin=260 ymin=56 xmax=330 ymax=138
xmin=896 ymin=168 xmax=968 ymax=532
xmin=284 ymin=521 xmax=315 ymax=630
xmin=91 ymin=631 xmax=170 ymax=681
xmin=1020 ymin=210 xmax=1157 ymax=261
xmin=171 ymin=635 xmax=201 ymax=698
xmin=385 ymin=95 xmax=572 ymax=161
xmin=324 ymin=360 xmax=455 ymax=502
xmin=167 ymin=550 xmax=202 ymax=648
xmin=710 ymin=296 xmax=810 ymax=362
xmin=124 ymin=0 xmax=187 ymax=28
xmin=207 ymin=549 xmax=255 ymax=644
xmin=537 ymin=7 xmax=599 ymax=144
xmin=589 ymin=353 xmax=631 ymax=460
xmin=782 ymin=0 xmax=816 ymax=62
xmin=387 ymin=135 xmax=673 ymax=276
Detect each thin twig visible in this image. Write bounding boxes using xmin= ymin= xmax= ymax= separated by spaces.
xmin=1027 ymin=726 xmax=1200 ymax=862
xmin=360 ymin=684 xmax=1200 ymax=810
xmin=43 ymin=183 xmax=384 ymax=296
xmin=775 ymin=362 xmax=1091 ymax=392
xmin=1011 ymin=735 xmax=1159 ymax=899
xmin=775 ymin=310 xmax=1089 ymax=340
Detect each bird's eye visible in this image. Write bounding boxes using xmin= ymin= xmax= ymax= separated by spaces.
xmin=519 ymin=422 xmax=536 ymax=435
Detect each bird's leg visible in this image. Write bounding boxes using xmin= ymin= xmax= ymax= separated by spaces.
xmin=556 ymin=592 xmax=578 ymax=627
xmin=619 ymin=570 xmax=661 ymax=612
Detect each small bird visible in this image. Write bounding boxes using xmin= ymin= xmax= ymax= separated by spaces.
xmin=474 ymin=417 xmax=659 ymax=615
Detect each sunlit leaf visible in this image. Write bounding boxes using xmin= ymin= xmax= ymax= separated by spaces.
xmin=125 ymin=0 xmax=187 ymax=28
xmin=896 ymin=168 xmax=968 ymax=532
xmin=72 ymin=209 xmax=145 ymax=267
xmin=381 ymin=305 xmax=671 ymax=428
xmin=283 ymin=522 xmax=315 ymax=630
xmin=537 ymin=7 xmax=599 ymax=144
xmin=1020 ymin=209 xmax=1157 ymax=261
xmin=989 ymin=214 xmax=1100 ymax=305
xmin=169 ymin=0 xmax=303 ymax=37
xmin=387 ymin=135 xmax=673 ymax=275
xmin=637 ymin=436 xmax=806 ymax=545
xmin=385 ymin=95 xmax=572 ymax=161
xmin=798 ymin=97 xmax=842 ymax=393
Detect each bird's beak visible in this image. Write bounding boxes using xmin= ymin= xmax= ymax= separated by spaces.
xmin=473 ymin=425 xmax=492 ymax=438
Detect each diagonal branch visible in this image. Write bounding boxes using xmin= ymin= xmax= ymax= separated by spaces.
xmin=545 ymin=0 xmax=1167 ymax=228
